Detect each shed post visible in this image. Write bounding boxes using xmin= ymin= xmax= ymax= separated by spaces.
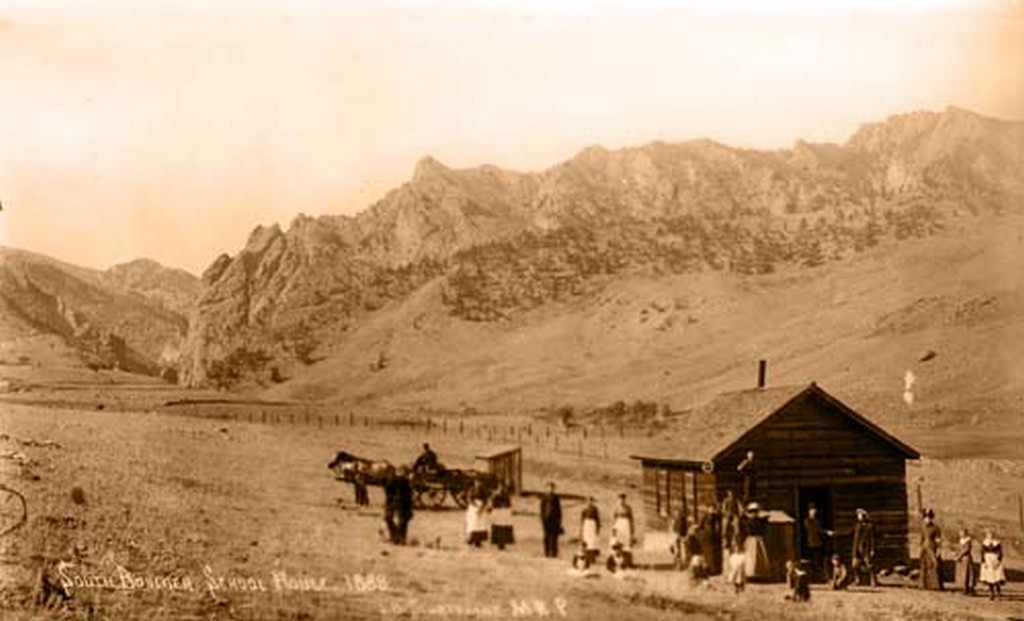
xmin=517 ymin=448 xmax=523 ymax=495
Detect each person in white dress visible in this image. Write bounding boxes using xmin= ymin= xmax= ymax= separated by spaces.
xmin=465 ymin=496 xmax=489 ymax=548
xmin=579 ymin=496 xmax=601 ymax=563
xmin=610 ymin=494 xmax=635 ymax=550
xmin=979 ymin=529 xmax=1006 ymax=600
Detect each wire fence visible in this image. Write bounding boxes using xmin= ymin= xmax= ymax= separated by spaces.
xmin=163 ymin=400 xmax=639 ymax=460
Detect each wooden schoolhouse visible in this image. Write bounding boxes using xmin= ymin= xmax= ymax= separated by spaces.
xmin=631 ymin=378 xmax=920 ymax=572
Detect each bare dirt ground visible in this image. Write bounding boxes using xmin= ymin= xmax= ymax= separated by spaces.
xmin=1 ymin=395 xmax=1023 ymax=620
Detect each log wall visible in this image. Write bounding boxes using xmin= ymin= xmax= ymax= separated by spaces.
xmin=640 ymin=389 xmax=913 ymax=567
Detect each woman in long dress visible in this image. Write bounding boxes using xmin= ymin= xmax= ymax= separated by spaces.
xmin=725 ymin=530 xmax=746 ymax=593
xmin=742 ymin=503 xmax=771 ymax=581
xmin=465 ymin=496 xmax=488 ymax=548
xmin=610 ymin=494 xmax=634 ymax=551
xmin=919 ymin=509 xmax=943 ymax=591
xmin=490 ymin=485 xmax=515 ymax=551
xmin=979 ymin=530 xmax=1006 ymax=600
xmin=954 ymin=528 xmax=977 ymax=595
xmin=579 ymin=497 xmax=600 ymax=563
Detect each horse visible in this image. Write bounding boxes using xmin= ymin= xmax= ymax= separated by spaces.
xmin=327 ymin=450 xmax=396 ymax=485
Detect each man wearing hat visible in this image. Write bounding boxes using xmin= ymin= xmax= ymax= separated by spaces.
xmin=851 ymin=508 xmax=877 ymax=586
xmin=919 ymin=509 xmax=944 ymax=591
xmin=540 ymin=481 xmax=563 ymax=558
xmin=803 ymin=503 xmax=826 ymax=582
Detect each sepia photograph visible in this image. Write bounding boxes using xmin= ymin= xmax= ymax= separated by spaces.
xmin=1 ymin=0 xmax=1023 ymax=619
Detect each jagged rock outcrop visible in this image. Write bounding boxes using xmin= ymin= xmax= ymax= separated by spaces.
xmin=181 ymin=107 xmax=1024 ymax=388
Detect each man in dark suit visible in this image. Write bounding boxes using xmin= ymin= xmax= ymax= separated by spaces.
xmin=393 ymin=466 xmax=414 ymax=545
xmin=737 ymin=450 xmax=757 ymax=503
xmin=851 ymin=508 xmax=876 ymax=586
xmin=384 ymin=467 xmax=415 ymax=545
xmin=803 ymin=504 xmax=825 ymax=581
xmin=540 ymin=481 xmax=563 ymax=558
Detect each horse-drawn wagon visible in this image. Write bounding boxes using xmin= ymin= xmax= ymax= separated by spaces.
xmin=327 ymin=450 xmax=497 ymax=509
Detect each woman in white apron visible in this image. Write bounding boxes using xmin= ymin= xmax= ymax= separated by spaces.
xmin=579 ymin=496 xmax=601 ymax=563
xmin=466 ymin=496 xmax=489 ymax=548
xmin=490 ymin=485 xmax=515 ymax=550
xmin=979 ymin=530 xmax=1006 ymax=600
xmin=610 ymin=493 xmax=635 ymax=567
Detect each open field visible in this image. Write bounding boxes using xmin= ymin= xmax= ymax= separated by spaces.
xmin=1 ymin=396 xmax=1023 ymax=620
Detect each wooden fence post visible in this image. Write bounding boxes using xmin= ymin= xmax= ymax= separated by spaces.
xmin=1018 ymin=493 xmax=1023 ymax=534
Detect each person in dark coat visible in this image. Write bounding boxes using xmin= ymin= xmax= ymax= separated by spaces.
xmin=954 ymin=527 xmax=977 ymax=595
xmin=353 ymin=467 xmax=369 ymax=507
xmin=803 ymin=504 xmax=825 ymax=581
xmin=919 ymin=509 xmax=943 ymax=591
xmin=786 ymin=560 xmax=811 ymax=602
xmin=540 ymin=482 xmax=563 ymax=558
xmin=413 ymin=443 xmax=439 ymax=473
xmin=737 ymin=451 xmax=757 ymax=502
xmin=851 ymin=508 xmax=877 ymax=586
xmin=386 ymin=466 xmax=414 ymax=545
xmin=684 ymin=524 xmax=707 ymax=578
xmin=720 ymin=490 xmax=741 ymax=569
xmin=699 ymin=506 xmax=723 ymax=576
xmin=383 ymin=470 xmax=399 ymax=543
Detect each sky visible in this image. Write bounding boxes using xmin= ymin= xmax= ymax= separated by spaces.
xmin=0 ymin=0 xmax=1022 ymax=275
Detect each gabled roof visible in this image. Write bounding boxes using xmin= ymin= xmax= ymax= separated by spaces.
xmin=475 ymin=445 xmax=522 ymax=460
xmin=631 ymin=382 xmax=919 ymax=466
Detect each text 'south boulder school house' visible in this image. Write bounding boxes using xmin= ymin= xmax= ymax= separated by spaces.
xmin=631 ymin=380 xmax=920 ymax=575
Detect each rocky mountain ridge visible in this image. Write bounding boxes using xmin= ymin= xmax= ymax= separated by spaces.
xmin=173 ymin=107 xmax=1024 ymax=387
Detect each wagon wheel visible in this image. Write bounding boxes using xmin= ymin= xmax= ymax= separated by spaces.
xmin=416 ymin=487 xmax=447 ymax=509
xmin=0 ymin=485 xmax=27 ymax=538
xmin=451 ymin=485 xmax=472 ymax=509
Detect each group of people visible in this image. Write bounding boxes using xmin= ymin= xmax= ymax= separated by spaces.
xmin=801 ymin=504 xmax=1008 ymax=600
xmin=919 ymin=509 xmax=1007 ymax=600
xmin=465 ymin=483 xmax=515 ymax=550
xmin=573 ymin=492 xmax=637 ymax=574
xmin=536 ymin=483 xmax=639 ymax=575
xmin=364 ymin=445 xmax=1011 ymax=602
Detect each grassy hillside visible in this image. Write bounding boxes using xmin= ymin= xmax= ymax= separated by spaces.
xmin=267 ymin=213 xmax=1024 ymax=457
